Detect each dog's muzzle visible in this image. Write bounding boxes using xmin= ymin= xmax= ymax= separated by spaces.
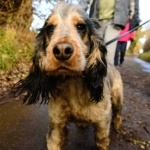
xmin=53 ymin=43 xmax=74 ymax=61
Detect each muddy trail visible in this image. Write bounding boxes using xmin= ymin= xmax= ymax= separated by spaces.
xmin=0 ymin=56 xmax=150 ymax=150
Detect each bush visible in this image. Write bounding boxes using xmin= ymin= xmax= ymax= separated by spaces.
xmin=139 ymin=50 xmax=150 ymax=62
xmin=0 ymin=28 xmax=34 ymax=71
xmin=143 ymin=37 xmax=150 ymax=52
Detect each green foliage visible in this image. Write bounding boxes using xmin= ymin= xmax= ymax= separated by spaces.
xmin=143 ymin=36 xmax=150 ymax=52
xmin=139 ymin=50 xmax=150 ymax=62
xmin=0 ymin=28 xmax=33 ymax=71
xmin=127 ymin=29 xmax=150 ymax=55
xmin=128 ymin=41 xmax=137 ymax=53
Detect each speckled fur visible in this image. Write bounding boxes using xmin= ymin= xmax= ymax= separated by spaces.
xmin=13 ymin=3 xmax=123 ymax=150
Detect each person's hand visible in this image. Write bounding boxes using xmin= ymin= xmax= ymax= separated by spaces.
xmin=130 ymin=39 xmax=134 ymax=43
xmin=114 ymin=25 xmax=123 ymax=30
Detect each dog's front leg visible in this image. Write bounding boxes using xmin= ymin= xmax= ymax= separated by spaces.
xmin=94 ymin=118 xmax=111 ymax=150
xmin=47 ymin=100 xmax=69 ymax=150
xmin=47 ymin=122 xmax=67 ymax=150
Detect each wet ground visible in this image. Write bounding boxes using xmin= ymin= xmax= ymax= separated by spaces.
xmin=0 ymin=56 xmax=150 ymax=150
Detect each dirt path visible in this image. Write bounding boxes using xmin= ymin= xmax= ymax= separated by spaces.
xmin=0 ymin=56 xmax=150 ymax=150
xmin=113 ymin=56 xmax=150 ymax=150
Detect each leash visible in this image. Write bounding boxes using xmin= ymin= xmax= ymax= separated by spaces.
xmin=105 ymin=19 xmax=150 ymax=46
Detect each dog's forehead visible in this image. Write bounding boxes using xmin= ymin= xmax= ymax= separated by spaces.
xmin=47 ymin=13 xmax=84 ymax=25
xmin=46 ymin=4 xmax=86 ymax=25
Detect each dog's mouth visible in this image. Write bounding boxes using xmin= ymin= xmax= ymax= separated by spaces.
xmin=57 ymin=66 xmax=70 ymax=72
xmin=47 ymin=65 xmax=82 ymax=76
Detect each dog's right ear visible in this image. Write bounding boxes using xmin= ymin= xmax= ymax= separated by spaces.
xmin=12 ymin=63 xmax=58 ymax=105
xmin=12 ymin=22 xmax=58 ymax=105
xmin=34 ymin=23 xmax=48 ymax=64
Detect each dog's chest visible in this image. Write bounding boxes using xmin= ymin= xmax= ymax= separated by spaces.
xmin=55 ymin=78 xmax=100 ymax=121
xmin=58 ymin=78 xmax=90 ymax=103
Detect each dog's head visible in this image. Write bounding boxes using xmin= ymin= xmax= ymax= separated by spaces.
xmin=13 ymin=3 xmax=107 ymax=104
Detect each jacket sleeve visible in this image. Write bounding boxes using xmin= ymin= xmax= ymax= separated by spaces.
xmin=89 ymin=0 xmax=99 ymax=18
xmin=130 ymin=0 xmax=140 ymax=30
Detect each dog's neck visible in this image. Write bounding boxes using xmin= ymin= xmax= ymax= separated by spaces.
xmin=50 ymin=75 xmax=91 ymax=103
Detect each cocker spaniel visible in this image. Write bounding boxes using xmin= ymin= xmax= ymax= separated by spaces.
xmin=13 ymin=3 xmax=123 ymax=150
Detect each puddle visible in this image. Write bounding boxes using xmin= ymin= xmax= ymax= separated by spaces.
xmin=134 ymin=57 xmax=150 ymax=73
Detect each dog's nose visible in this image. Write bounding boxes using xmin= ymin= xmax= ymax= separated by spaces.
xmin=53 ymin=43 xmax=74 ymax=61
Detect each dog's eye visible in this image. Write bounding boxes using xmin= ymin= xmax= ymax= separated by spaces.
xmin=76 ymin=23 xmax=86 ymax=33
xmin=46 ymin=24 xmax=55 ymax=35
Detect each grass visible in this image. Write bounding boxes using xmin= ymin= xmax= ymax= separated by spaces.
xmin=139 ymin=50 xmax=150 ymax=63
xmin=0 ymin=28 xmax=34 ymax=71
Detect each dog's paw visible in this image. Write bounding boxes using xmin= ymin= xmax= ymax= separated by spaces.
xmin=113 ymin=115 xmax=122 ymax=131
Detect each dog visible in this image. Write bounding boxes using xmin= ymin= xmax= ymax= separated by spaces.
xmin=13 ymin=3 xmax=123 ymax=150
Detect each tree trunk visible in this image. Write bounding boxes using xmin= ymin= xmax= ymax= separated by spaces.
xmin=0 ymin=0 xmax=33 ymax=30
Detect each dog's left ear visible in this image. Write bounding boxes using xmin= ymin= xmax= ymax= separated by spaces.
xmin=85 ymin=18 xmax=107 ymax=102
